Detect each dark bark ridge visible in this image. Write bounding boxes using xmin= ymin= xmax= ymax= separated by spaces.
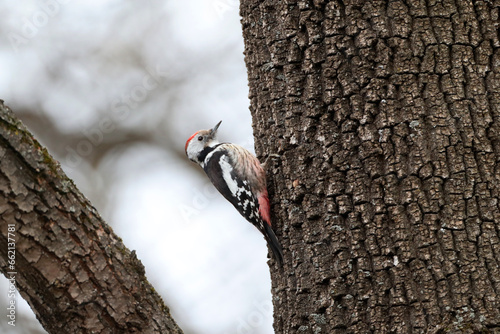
xmin=0 ymin=101 xmax=183 ymax=333
xmin=241 ymin=0 xmax=500 ymax=333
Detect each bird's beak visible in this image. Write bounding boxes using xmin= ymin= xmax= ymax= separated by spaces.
xmin=210 ymin=120 xmax=222 ymax=136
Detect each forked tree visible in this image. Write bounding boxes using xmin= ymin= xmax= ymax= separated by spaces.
xmin=1 ymin=0 xmax=500 ymax=333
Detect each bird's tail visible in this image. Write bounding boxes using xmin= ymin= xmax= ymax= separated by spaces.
xmin=263 ymin=223 xmax=284 ymax=266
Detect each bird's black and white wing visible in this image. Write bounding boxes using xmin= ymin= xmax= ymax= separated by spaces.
xmin=203 ymin=149 xmax=262 ymax=229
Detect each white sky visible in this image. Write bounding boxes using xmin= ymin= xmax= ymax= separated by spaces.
xmin=0 ymin=1 xmax=275 ymax=333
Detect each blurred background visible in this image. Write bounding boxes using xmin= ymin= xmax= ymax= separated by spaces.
xmin=0 ymin=1 xmax=275 ymax=333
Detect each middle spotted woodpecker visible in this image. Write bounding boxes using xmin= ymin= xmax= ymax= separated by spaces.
xmin=185 ymin=121 xmax=283 ymax=265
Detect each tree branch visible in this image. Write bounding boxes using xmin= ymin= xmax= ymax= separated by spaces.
xmin=0 ymin=100 xmax=183 ymax=333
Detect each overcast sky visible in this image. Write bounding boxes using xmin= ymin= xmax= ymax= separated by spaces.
xmin=0 ymin=1 xmax=275 ymax=333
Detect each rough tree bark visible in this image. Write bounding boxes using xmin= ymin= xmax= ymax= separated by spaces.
xmin=0 ymin=101 xmax=182 ymax=333
xmin=241 ymin=0 xmax=500 ymax=333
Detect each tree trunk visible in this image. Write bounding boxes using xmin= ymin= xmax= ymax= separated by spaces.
xmin=241 ymin=0 xmax=500 ymax=333
xmin=0 ymin=101 xmax=182 ymax=333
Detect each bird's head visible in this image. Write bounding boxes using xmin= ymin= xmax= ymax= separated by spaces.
xmin=185 ymin=121 xmax=222 ymax=164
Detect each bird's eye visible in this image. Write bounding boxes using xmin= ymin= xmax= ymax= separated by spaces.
xmin=197 ymin=136 xmax=203 ymax=141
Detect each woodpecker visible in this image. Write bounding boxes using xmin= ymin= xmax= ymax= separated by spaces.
xmin=185 ymin=121 xmax=283 ymax=265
